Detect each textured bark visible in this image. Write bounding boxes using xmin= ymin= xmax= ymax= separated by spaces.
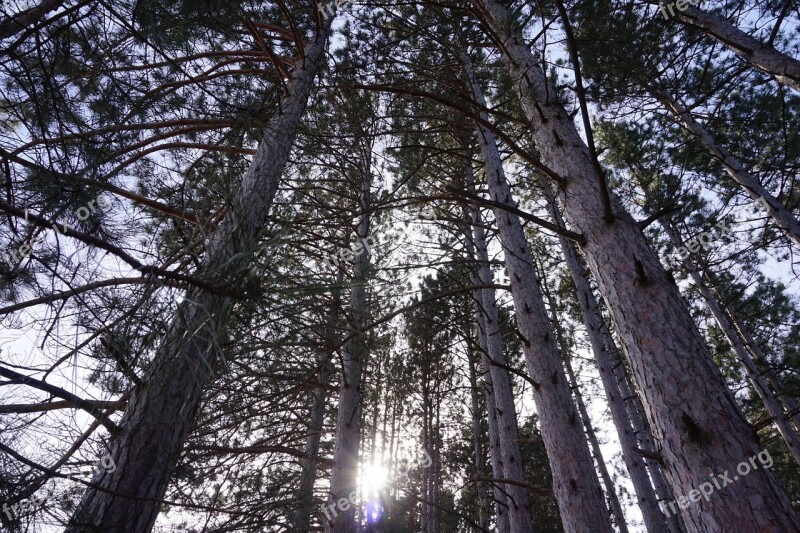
xmin=65 ymin=23 xmax=331 ymax=533
xmin=650 ymin=87 xmax=800 ymax=248
xmin=543 ymin=181 xmax=673 ymax=533
xmin=470 ymin=203 xmax=533 ymax=533
xmin=324 ymin=156 xmax=372 ymax=533
xmin=539 ymin=278 xmax=629 ymax=533
xmin=659 ymin=220 xmax=800 ymax=466
xmin=463 ymin=54 xmax=614 ymax=533
xmin=471 ymin=1 xmax=800 ymax=530
xmin=655 ymin=1 xmax=800 ymax=93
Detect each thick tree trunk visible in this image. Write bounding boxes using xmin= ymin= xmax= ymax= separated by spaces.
xmin=324 ymin=158 xmax=372 ymax=533
xmin=471 ymin=1 xmax=800 ymax=529
xmin=463 ymin=55 xmax=614 ymax=533
xmin=650 ymin=87 xmax=800 ymax=248
xmin=469 ymin=198 xmax=533 ymax=533
xmin=66 ymin=23 xmax=331 ymax=533
xmin=659 ymin=220 xmax=800 ymax=466
xmin=653 ymin=1 xmax=800 ymax=93
xmin=543 ymin=181 xmax=674 ymax=533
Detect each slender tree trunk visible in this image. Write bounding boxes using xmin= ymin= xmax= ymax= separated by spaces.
xmin=325 ymin=153 xmax=373 ymax=533
xmin=542 ymin=180 xmax=675 ymax=533
xmin=297 ymin=281 xmax=341 ymax=531
xmin=470 ymin=1 xmax=800 ymax=529
xmin=649 ymin=86 xmax=800 ymax=248
xmin=611 ymin=344 xmax=687 ymax=533
xmin=463 ymin=53 xmax=613 ymax=533
xmin=465 ymin=320 xmax=491 ymax=531
xmin=724 ymin=304 xmax=800 ymax=433
xmin=474 ymin=308 xmax=513 ymax=533
xmin=658 ymin=220 xmax=800 ymax=466
xmin=652 ymin=1 xmax=800 ymax=93
xmin=66 ymin=23 xmax=332 ymax=533
xmin=468 ymin=190 xmax=533 ymax=533
xmin=538 ymin=275 xmax=629 ymax=533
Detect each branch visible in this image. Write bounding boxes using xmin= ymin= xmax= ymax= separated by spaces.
xmin=444 ymin=186 xmax=587 ymax=244
xmin=0 ymin=399 xmax=126 ymax=414
xmin=0 ymin=365 xmax=120 ymax=433
xmin=0 ymin=200 xmax=236 ymax=296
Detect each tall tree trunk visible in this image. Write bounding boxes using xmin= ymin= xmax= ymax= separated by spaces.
xmin=470 ymin=1 xmax=800 ymax=529
xmin=658 ymin=220 xmax=800 ymax=466
xmin=297 ymin=280 xmax=341 ymax=531
xmin=542 ymin=180 xmax=675 ymax=533
xmin=465 ymin=319 xmax=491 ymax=531
xmin=324 ymin=154 xmax=373 ymax=533
xmin=649 ymin=86 xmax=800 ymax=248
xmin=651 ymin=1 xmax=800 ymax=93
xmin=463 ymin=54 xmax=614 ymax=533
xmin=468 ymin=187 xmax=533 ymax=533
xmin=611 ymin=343 xmax=687 ymax=533
xmin=474 ymin=307 xmax=513 ymax=533
xmin=66 ymin=22 xmax=332 ymax=533
xmin=538 ymin=275 xmax=630 ymax=533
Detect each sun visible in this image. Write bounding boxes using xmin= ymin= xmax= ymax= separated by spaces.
xmin=360 ymin=462 xmax=389 ymax=495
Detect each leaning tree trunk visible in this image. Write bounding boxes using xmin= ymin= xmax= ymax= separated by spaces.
xmin=462 ymin=54 xmax=614 ymax=533
xmin=66 ymin=21 xmax=332 ymax=533
xmin=650 ymin=1 xmax=800 ymax=93
xmin=470 ymin=1 xmax=800 ymax=530
xmin=658 ymin=220 xmax=800 ymax=466
xmin=324 ymin=156 xmax=373 ymax=533
xmin=649 ymin=86 xmax=800 ymax=248
xmin=467 ymin=190 xmax=533 ymax=533
xmin=542 ymin=179 xmax=675 ymax=533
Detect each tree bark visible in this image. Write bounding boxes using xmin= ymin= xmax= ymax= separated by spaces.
xmin=539 ymin=274 xmax=630 ymax=533
xmin=470 ymin=1 xmax=800 ymax=529
xmin=463 ymin=53 xmax=614 ymax=533
xmin=297 ymin=281 xmax=341 ymax=531
xmin=465 ymin=321 xmax=491 ymax=531
xmin=474 ymin=306 xmax=513 ymax=533
xmin=0 ymin=0 xmax=65 ymax=40
xmin=65 ymin=21 xmax=332 ymax=533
